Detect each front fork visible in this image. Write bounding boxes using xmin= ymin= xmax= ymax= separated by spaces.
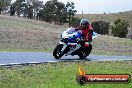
xmin=59 ymin=41 xmax=67 ymax=52
xmin=59 ymin=42 xmax=69 ymax=56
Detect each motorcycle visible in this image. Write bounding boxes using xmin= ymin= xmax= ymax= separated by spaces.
xmin=53 ymin=30 xmax=97 ymax=59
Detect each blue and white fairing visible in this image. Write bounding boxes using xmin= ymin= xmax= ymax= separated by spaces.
xmin=68 ymin=31 xmax=97 ymax=42
xmin=60 ymin=28 xmax=97 ymax=55
xmin=67 ymin=32 xmax=82 ymax=43
xmin=61 ymin=27 xmax=97 ymax=43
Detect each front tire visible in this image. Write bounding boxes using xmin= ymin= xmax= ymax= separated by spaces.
xmin=53 ymin=44 xmax=63 ymax=59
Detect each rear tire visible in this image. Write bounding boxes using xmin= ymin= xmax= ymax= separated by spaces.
xmin=53 ymin=44 xmax=63 ymax=59
xmin=78 ymin=45 xmax=92 ymax=59
xmin=78 ymin=52 xmax=88 ymax=59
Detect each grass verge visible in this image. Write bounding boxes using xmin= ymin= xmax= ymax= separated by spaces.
xmin=0 ymin=61 xmax=132 ymax=88
xmin=0 ymin=48 xmax=51 ymax=52
xmin=91 ymin=49 xmax=132 ymax=56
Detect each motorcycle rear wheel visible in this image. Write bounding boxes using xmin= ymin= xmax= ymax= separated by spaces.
xmin=78 ymin=45 xmax=92 ymax=59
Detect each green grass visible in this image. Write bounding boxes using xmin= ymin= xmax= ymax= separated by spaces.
xmin=0 ymin=48 xmax=51 ymax=52
xmin=126 ymin=40 xmax=132 ymax=45
xmin=91 ymin=49 xmax=132 ymax=56
xmin=0 ymin=61 xmax=132 ymax=88
xmin=91 ymin=49 xmax=124 ymax=56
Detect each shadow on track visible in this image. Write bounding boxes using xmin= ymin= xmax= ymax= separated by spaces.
xmin=56 ymin=58 xmax=91 ymax=61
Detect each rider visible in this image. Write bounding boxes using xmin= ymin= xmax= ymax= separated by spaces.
xmin=63 ymin=19 xmax=93 ymax=48
xmin=76 ymin=19 xmax=93 ymax=48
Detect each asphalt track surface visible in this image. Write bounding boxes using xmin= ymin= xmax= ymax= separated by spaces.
xmin=0 ymin=52 xmax=132 ymax=66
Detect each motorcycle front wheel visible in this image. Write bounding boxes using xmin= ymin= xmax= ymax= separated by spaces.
xmin=53 ymin=44 xmax=63 ymax=59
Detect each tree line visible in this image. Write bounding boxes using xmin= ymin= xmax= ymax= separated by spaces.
xmin=91 ymin=19 xmax=130 ymax=38
xmin=0 ymin=0 xmax=11 ymax=14
xmin=1 ymin=0 xmax=76 ymax=26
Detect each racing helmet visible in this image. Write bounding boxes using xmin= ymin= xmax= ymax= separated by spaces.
xmin=80 ymin=19 xmax=89 ymax=29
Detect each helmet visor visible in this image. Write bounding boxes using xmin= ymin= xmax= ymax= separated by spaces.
xmin=81 ymin=24 xmax=88 ymax=29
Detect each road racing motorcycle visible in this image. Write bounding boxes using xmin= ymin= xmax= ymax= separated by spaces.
xmin=53 ymin=30 xmax=97 ymax=59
